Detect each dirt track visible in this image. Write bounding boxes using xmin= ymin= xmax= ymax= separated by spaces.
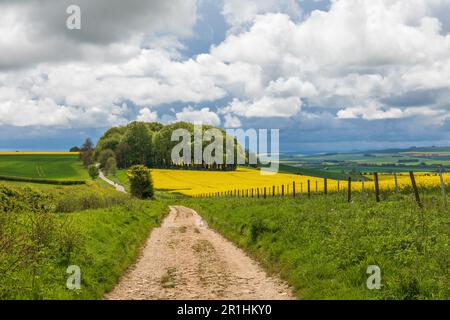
xmin=105 ymin=206 xmax=294 ymax=300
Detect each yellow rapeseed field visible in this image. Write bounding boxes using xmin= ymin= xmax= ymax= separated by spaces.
xmin=0 ymin=152 xmax=79 ymax=155
xmin=151 ymin=168 xmax=449 ymax=196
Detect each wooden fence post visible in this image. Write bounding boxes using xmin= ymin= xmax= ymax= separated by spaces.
xmin=273 ymin=186 xmax=275 ymax=197
xmin=315 ymin=180 xmax=318 ymax=193
xmin=374 ymin=173 xmax=380 ymax=202
xmin=439 ymin=170 xmax=447 ymax=207
xmin=348 ymin=177 xmax=352 ymax=203
xmin=300 ymin=182 xmax=303 ymax=195
xmin=307 ymin=180 xmax=311 ymax=198
xmin=337 ymin=180 xmax=340 ymax=192
xmin=282 ymin=185 xmax=285 ymax=197
xmin=324 ymin=178 xmax=328 ymax=195
xmin=409 ymin=171 xmax=422 ymax=208
xmin=394 ymin=172 xmax=399 ymax=194
xmin=293 ymin=181 xmax=296 ymax=197
xmin=257 ymin=188 xmax=260 ymax=199
xmin=264 ymin=187 xmax=267 ymax=199
xmin=361 ymin=176 xmax=365 ymax=194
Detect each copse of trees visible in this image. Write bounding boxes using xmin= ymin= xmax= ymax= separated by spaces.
xmin=97 ymin=149 xmax=116 ymax=169
xmin=94 ymin=121 xmax=248 ymax=171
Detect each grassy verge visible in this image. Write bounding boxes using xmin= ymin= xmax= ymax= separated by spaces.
xmin=106 ymin=170 xmax=130 ymax=192
xmin=181 ymin=190 xmax=449 ymax=300
xmin=0 ymin=201 xmax=168 ymax=300
xmin=0 ymin=182 xmax=169 ymax=300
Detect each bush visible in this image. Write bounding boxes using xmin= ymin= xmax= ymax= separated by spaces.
xmin=88 ymin=165 xmax=99 ymax=180
xmin=0 ymin=184 xmax=53 ymax=213
xmin=127 ymin=165 xmax=154 ymax=199
xmin=98 ymin=149 xmax=116 ymax=169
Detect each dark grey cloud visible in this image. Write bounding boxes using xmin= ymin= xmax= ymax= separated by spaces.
xmin=0 ymin=0 xmax=197 ymax=68
xmin=382 ymin=90 xmax=442 ymax=108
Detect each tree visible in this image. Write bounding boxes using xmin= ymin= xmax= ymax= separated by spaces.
xmin=88 ymin=165 xmax=99 ymax=180
xmin=127 ymin=165 xmax=154 ymax=199
xmin=105 ymin=157 xmax=117 ymax=176
xmin=82 ymin=138 xmax=94 ymax=151
xmin=80 ymin=149 xmax=94 ymax=167
xmin=115 ymin=141 xmax=131 ymax=168
xmin=97 ymin=149 xmax=115 ymax=169
xmin=70 ymin=146 xmax=80 ymax=152
xmin=121 ymin=122 xmax=153 ymax=166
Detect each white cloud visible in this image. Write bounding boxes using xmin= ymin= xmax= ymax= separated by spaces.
xmin=137 ymin=108 xmax=159 ymax=122
xmin=223 ymin=114 xmax=242 ymax=128
xmin=0 ymin=97 xmax=128 ymax=128
xmin=337 ymin=103 xmax=449 ymax=123
xmin=210 ymin=0 xmax=450 ymax=121
xmin=266 ymin=77 xmax=318 ymax=98
xmin=220 ymin=96 xmax=301 ymax=118
xmin=1 ymin=0 xmax=450 ymax=131
xmin=174 ymin=107 xmax=221 ymax=126
xmin=337 ymin=103 xmax=404 ymax=120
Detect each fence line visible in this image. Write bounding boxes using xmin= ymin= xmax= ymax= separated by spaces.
xmin=193 ymin=171 xmax=448 ymax=208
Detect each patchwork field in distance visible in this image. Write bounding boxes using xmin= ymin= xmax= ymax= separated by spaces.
xmin=0 ymin=153 xmax=87 ymax=181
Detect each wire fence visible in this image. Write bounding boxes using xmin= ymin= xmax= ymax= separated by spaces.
xmin=193 ymin=171 xmax=448 ymax=208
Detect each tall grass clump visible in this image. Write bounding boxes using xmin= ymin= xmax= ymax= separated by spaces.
xmin=54 ymin=190 xmax=130 ymax=213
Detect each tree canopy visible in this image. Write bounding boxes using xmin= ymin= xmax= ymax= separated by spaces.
xmin=95 ymin=121 xmax=248 ymax=170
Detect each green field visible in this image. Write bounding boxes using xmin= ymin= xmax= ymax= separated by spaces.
xmin=276 ymin=163 xmax=365 ymax=180
xmin=182 ymin=190 xmax=449 ymax=300
xmin=280 ymin=147 xmax=450 ymax=177
xmin=0 ymin=154 xmax=87 ymax=181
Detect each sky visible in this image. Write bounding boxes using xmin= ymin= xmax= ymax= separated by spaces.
xmin=0 ymin=0 xmax=450 ymax=153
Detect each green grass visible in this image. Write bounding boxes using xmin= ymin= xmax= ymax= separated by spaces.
xmin=277 ymin=164 xmax=365 ymax=181
xmin=181 ymin=190 xmax=449 ymax=300
xmin=106 ymin=169 xmax=130 ymax=192
xmin=0 ymin=154 xmax=87 ymax=181
xmin=0 ymin=182 xmax=170 ymax=300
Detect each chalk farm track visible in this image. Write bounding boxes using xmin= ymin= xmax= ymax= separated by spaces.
xmin=105 ymin=206 xmax=294 ymax=300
